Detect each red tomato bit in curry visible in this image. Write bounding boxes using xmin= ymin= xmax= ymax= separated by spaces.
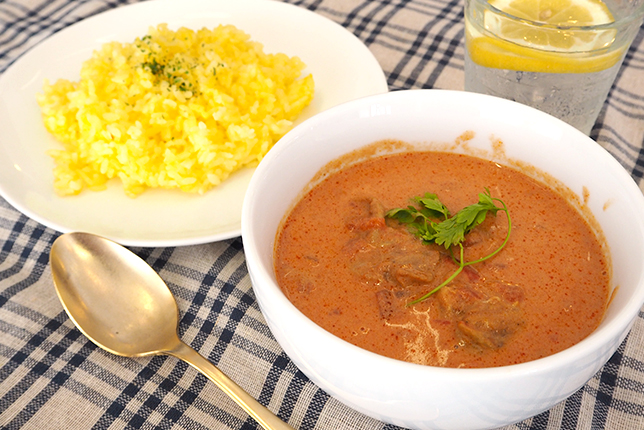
xmin=274 ymin=151 xmax=610 ymax=368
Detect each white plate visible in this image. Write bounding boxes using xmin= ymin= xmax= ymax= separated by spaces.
xmin=0 ymin=0 xmax=387 ymax=247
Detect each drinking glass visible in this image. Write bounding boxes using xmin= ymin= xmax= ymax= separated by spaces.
xmin=464 ymin=0 xmax=644 ymax=134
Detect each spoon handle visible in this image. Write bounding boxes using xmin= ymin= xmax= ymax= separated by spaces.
xmin=168 ymin=341 xmax=295 ymax=430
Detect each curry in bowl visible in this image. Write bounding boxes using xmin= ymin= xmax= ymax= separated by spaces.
xmin=244 ymin=89 xmax=644 ymax=429
xmin=274 ymin=141 xmax=610 ymax=368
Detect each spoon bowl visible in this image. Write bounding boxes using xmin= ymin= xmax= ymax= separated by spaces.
xmin=50 ymin=232 xmax=293 ymax=430
xmin=51 ymin=233 xmax=180 ymax=356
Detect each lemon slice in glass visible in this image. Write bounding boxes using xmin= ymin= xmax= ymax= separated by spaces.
xmin=467 ymin=0 xmax=621 ymax=73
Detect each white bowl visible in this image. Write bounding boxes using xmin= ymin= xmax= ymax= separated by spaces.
xmin=241 ymin=89 xmax=644 ymax=430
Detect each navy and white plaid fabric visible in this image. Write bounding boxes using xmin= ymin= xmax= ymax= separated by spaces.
xmin=1 ymin=0 xmax=644 ymax=429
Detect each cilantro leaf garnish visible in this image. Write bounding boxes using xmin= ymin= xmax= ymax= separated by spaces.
xmin=385 ymin=188 xmax=511 ymax=304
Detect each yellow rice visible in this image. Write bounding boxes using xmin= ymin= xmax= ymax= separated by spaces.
xmin=37 ymin=24 xmax=314 ymax=197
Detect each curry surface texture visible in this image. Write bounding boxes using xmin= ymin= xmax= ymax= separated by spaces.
xmin=274 ymin=150 xmax=610 ymax=368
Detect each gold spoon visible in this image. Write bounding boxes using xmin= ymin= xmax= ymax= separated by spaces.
xmin=49 ymin=232 xmax=293 ymax=430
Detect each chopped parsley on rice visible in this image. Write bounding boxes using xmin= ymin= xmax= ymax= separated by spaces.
xmin=37 ymin=24 xmax=314 ymax=197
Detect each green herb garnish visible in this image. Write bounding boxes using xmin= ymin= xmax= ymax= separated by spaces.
xmin=386 ymin=188 xmax=511 ymax=304
xmin=142 ymin=58 xmax=164 ymax=76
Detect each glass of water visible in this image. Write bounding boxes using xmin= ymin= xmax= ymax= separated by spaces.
xmin=464 ymin=0 xmax=644 ymax=135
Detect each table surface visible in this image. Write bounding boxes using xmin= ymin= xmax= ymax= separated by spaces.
xmin=2 ymin=0 xmax=644 ymax=429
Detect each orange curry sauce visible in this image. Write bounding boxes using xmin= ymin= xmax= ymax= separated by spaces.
xmin=274 ymin=150 xmax=610 ymax=368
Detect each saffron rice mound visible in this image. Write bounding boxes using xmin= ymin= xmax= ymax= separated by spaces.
xmin=37 ymin=24 xmax=315 ymax=197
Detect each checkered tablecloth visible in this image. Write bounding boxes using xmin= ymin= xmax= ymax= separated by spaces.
xmin=2 ymin=0 xmax=644 ymax=429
